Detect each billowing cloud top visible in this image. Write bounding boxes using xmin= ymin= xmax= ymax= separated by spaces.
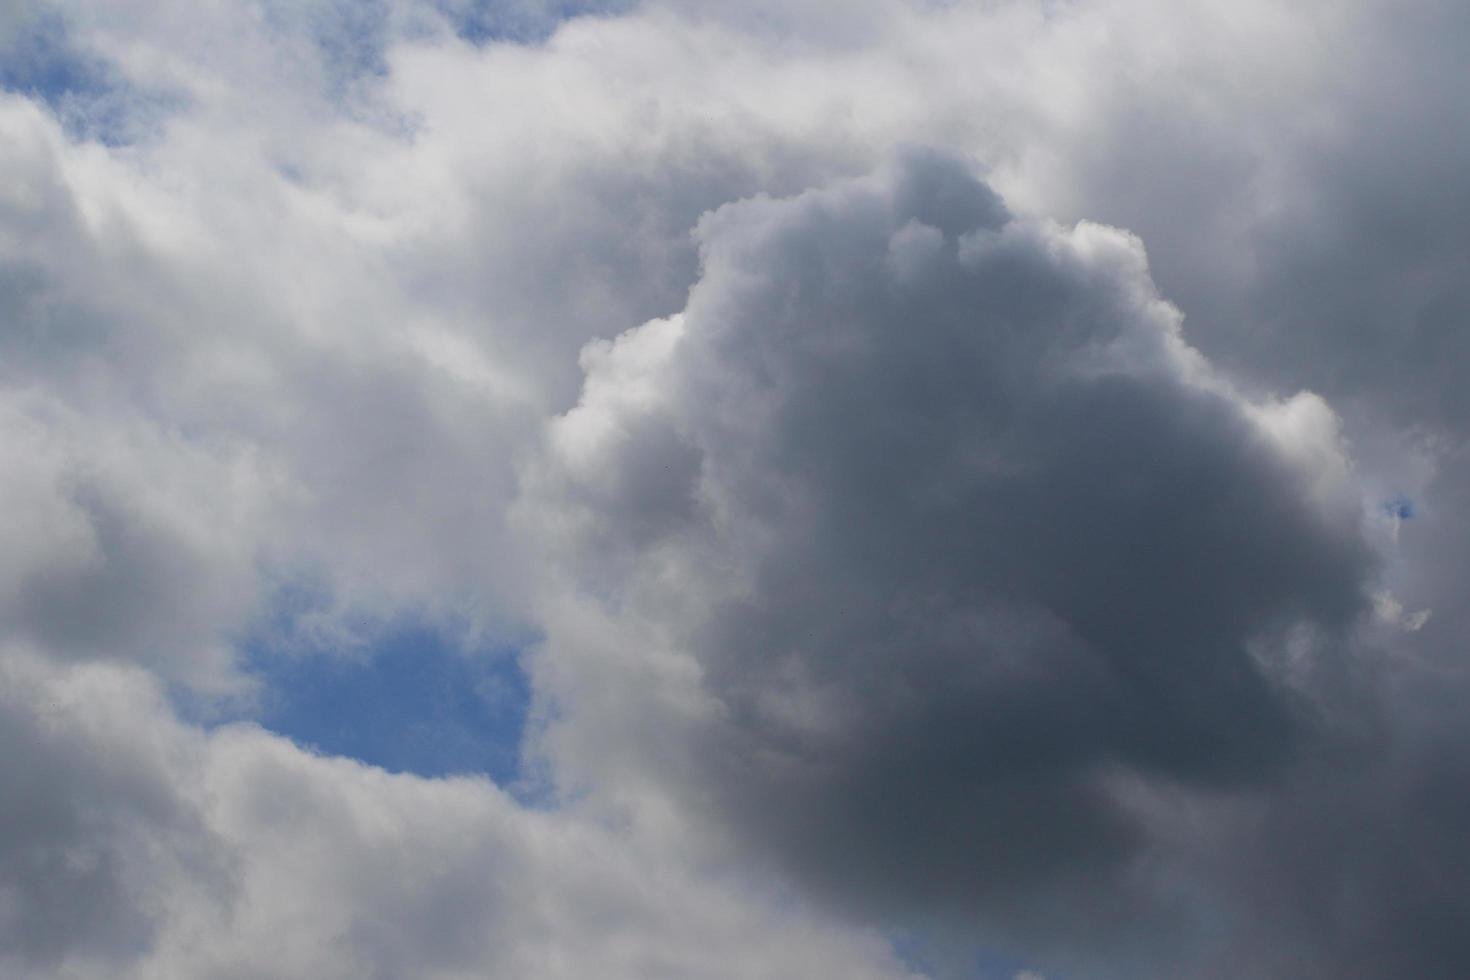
xmin=530 ymin=148 xmax=1372 ymax=952
xmin=1 ymin=1 xmax=1468 ymax=978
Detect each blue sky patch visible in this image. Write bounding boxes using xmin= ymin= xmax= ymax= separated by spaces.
xmin=0 ymin=11 xmax=100 ymax=103
xmin=436 ymin=0 xmax=637 ymax=44
xmin=0 ymin=8 xmax=177 ymax=145
xmin=243 ymin=614 xmax=532 ymax=784
xmin=1383 ymin=494 xmax=1417 ymax=521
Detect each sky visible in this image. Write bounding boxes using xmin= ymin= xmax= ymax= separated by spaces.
xmin=0 ymin=1 xmax=1467 ymax=977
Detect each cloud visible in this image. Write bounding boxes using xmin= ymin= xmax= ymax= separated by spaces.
xmin=527 ymin=150 xmax=1376 ymax=967
xmin=0 ymin=649 xmax=225 ymax=975
xmin=0 ymin=648 xmax=918 ymax=980
xmin=1 ymin=0 xmax=1469 ymax=976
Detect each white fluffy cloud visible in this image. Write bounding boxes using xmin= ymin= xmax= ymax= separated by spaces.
xmin=0 ymin=648 xmax=917 ymax=980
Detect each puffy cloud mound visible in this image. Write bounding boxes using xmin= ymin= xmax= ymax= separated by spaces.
xmin=531 ymin=150 xmax=1374 ymax=956
xmin=0 ymin=647 xmax=917 ymax=980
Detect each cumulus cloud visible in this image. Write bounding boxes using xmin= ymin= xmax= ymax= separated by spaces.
xmin=527 ymin=150 xmax=1377 ymax=968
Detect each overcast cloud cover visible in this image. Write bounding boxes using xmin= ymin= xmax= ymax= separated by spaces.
xmin=0 ymin=1 xmax=1467 ymax=977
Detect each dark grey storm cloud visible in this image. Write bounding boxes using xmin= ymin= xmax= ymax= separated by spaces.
xmin=1007 ymin=5 xmax=1470 ymax=971
xmin=533 ymin=150 xmax=1383 ymax=974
